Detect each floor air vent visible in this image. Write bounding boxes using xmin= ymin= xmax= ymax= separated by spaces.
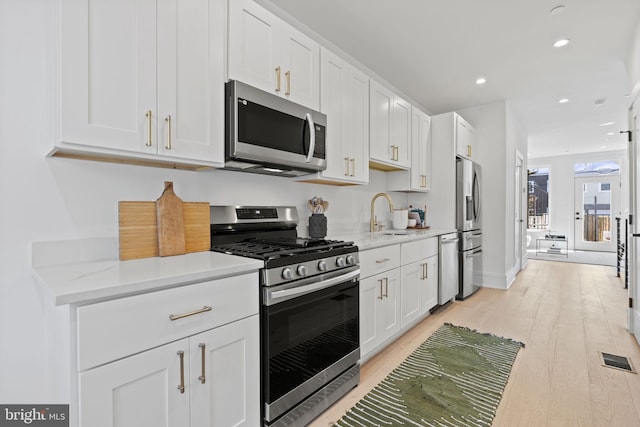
xmin=599 ymin=351 xmax=636 ymax=373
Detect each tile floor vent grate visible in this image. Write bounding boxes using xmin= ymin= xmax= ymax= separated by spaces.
xmin=599 ymin=351 xmax=636 ymax=373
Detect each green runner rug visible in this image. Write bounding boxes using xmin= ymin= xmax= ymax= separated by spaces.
xmin=335 ymin=323 xmax=524 ymax=426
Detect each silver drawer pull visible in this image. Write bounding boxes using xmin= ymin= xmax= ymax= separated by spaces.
xmin=169 ymin=306 xmax=212 ymax=321
xmin=375 ymin=258 xmax=390 ymax=264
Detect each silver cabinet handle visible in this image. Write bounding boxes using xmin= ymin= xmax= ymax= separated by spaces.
xmin=198 ymin=343 xmax=206 ymax=384
xmin=465 ymin=249 xmax=483 ymax=258
xmin=442 ymin=238 xmax=460 ymax=244
xmin=177 ymin=351 xmax=185 ymax=394
xmin=169 ymin=306 xmax=212 ymax=321
xmin=378 ymin=279 xmax=384 ymax=300
xmin=375 ymin=258 xmax=390 ymax=264
xmin=383 ymin=277 xmax=389 ymax=298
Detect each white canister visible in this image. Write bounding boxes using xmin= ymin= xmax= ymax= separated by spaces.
xmin=392 ymin=209 xmax=408 ymax=229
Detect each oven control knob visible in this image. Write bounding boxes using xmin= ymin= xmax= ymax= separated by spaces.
xmin=282 ymin=268 xmax=293 ymax=280
xmin=336 ymin=257 xmax=346 ymax=267
xmin=346 ymin=255 xmax=355 ymax=265
xmin=297 ymin=265 xmax=308 ymax=276
xmin=317 ymin=260 xmax=328 ymax=272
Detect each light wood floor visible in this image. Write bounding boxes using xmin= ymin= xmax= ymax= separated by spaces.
xmin=309 ymin=259 xmax=640 ymax=427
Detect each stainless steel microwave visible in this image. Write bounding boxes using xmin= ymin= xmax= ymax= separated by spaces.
xmin=224 ymin=80 xmax=327 ymax=177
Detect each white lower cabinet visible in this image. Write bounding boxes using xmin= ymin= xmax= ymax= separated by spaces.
xmin=80 ymin=316 xmax=259 ymax=427
xmin=360 ymin=268 xmax=401 ymax=358
xmin=75 ymin=273 xmax=260 ymax=427
xmin=400 ymin=255 xmax=438 ymax=328
xmin=360 ymin=238 xmax=440 ymax=360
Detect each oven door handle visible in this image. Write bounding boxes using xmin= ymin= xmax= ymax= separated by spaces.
xmin=266 ymin=268 xmax=359 ymax=306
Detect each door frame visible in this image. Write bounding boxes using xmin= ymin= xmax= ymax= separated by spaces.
xmin=629 ymin=94 xmax=640 ymax=341
xmin=515 ymin=151 xmax=525 ymax=271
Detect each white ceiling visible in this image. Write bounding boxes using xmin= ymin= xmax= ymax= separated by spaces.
xmin=262 ymin=0 xmax=640 ymax=159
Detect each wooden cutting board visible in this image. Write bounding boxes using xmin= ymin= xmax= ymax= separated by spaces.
xmin=183 ymin=202 xmax=211 ymax=252
xmin=156 ymin=181 xmax=186 ymax=257
xmin=118 ymin=201 xmax=158 ymax=261
xmin=118 ymin=182 xmax=211 ymax=261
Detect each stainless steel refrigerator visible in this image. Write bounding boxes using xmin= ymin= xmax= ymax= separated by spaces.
xmin=456 ymin=157 xmax=482 ymax=299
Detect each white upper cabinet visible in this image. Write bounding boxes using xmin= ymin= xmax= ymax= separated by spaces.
xmin=300 ymin=48 xmax=369 ymax=185
xmin=369 ymin=80 xmax=411 ymax=169
xmin=57 ymin=0 xmax=225 ymax=168
xmin=387 ymin=106 xmax=431 ymax=192
xmin=228 ymin=0 xmax=320 ymax=110
xmin=455 ymin=113 xmax=476 ymax=159
xmin=412 ymin=107 xmax=432 ymax=190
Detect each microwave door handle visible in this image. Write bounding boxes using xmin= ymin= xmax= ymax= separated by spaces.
xmin=305 ymin=113 xmax=315 ymax=163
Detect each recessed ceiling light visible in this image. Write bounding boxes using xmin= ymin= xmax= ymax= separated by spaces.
xmin=607 ymin=132 xmax=615 ymax=136
xmin=553 ymin=38 xmax=571 ymax=48
xmin=476 ymin=77 xmax=487 ymax=85
xmin=551 ymin=5 xmax=566 ymax=15
xmin=601 ymin=146 xmax=607 ymax=149
xmin=599 ymin=122 xmax=615 ymax=126
xmin=558 ymin=98 xmax=569 ymax=104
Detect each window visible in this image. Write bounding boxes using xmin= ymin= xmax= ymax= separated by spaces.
xmin=574 ymin=160 xmax=620 ymax=176
xmin=528 ymin=167 xmax=549 ymax=229
xmin=600 ymin=182 xmax=611 ymax=191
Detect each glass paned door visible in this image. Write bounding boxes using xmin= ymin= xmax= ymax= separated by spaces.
xmin=574 ymin=175 xmax=620 ymax=252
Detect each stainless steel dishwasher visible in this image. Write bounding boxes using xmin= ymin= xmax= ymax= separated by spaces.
xmin=438 ymin=233 xmax=460 ymax=304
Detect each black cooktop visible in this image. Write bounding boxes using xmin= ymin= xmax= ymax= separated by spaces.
xmin=211 ymin=238 xmax=353 ymax=261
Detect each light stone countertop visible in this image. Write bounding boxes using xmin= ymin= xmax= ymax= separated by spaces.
xmin=330 ymin=228 xmax=457 ymax=251
xmin=31 ymin=237 xmax=263 ymax=306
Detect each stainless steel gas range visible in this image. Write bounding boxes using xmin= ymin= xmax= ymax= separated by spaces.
xmin=210 ymin=206 xmax=360 ymax=427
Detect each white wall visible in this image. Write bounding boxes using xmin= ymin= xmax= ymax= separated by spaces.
xmin=0 ymin=0 xmax=411 ymax=403
xmin=456 ymin=101 xmax=528 ymax=289
xmin=627 ymin=15 xmax=640 ymax=99
xmin=528 ymin=150 xmax=628 ymax=251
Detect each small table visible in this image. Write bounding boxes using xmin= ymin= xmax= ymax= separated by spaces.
xmin=536 ymin=235 xmax=568 ymax=257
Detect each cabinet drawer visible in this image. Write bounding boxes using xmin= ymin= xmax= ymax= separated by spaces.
xmin=77 ymin=273 xmax=258 ymax=371
xmin=401 ymin=238 xmax=438 ymax=265
xmin=359 ymin=245 xmax=400 ymax=278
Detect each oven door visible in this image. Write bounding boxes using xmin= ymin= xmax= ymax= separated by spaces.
xmin=262 ymin=267 xmax=360 ymax=423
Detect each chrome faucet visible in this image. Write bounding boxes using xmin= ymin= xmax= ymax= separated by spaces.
xmin=370 ymin=193 xmax=394 ymax=232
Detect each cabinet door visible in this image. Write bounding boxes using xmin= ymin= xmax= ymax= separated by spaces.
xmin=456 ymin=114 xmax=474 ymax=159
xmin=348 ymin=68 xmax=370 ymax=183
xmin=369 ymin=80 xmax=393 ymax=164
xmin=228 ymin=0 xmax=319 ymax=109
xmin=392 ymin=96 xmax=411 ymax=168
xmin=378 ymin=269 xmax=401 ymax=343
xmin=320 ymin=49 xmax=349 ymax=180
xmin=60 ymin=0 xmax=156 ymax=152
xmin=79 ymin=339 xmax=189 ymax=427
xmin=359 ymin=275 xmax=382 ymax=357
xmin=360 ymin=270 xmax=401 ymax=358
xmin=191 ymin=316 xmax=260 ymax=427
xmin=421 ymin=255 xmax=439 ymax=313
xmin=319 ymin=49 xmax=369 ymax=184
xmin=228 ymin=0 xmax=279 ymax=95
xmin=156 ymin=0 xmax=225 ymax=164
xmin=401 ymin=261 xmax=422 ymax=328
xmin=410 ymin=108 xmax=432 ymax=191
xmin=279 ymin=24 xmax=320 ymax=109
